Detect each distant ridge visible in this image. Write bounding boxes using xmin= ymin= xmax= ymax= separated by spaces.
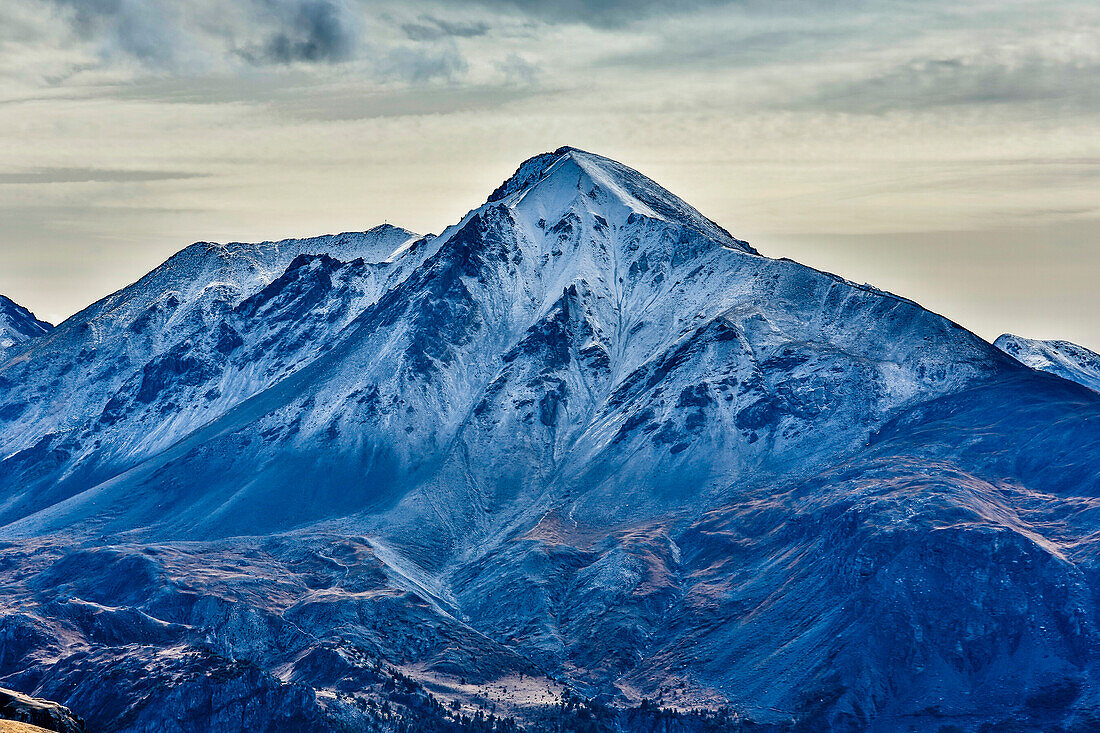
xmin=0 ymin=294 xmax=51 ymax=356
xmin=996 ymin=332 xmax=1100 ymax=392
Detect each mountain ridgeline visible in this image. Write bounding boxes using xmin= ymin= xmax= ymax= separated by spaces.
xmin=996 ymin=333 xmax=1100 ymax=393
xmin=0 ymin=295 xmax=51 ymax=359
xmin=0 ymin=147 xmax=1098 ymax=732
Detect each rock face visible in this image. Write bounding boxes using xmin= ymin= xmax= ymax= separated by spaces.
xmin=0 ymin=687 xmax=83 ymax=733
xmin=996 ymin=333 xmax=1100 ymax=393
xmin=0 ymin=295 xmax=50 ymax=360
xmin=0 ymin=148 xmax=1097 ymax=732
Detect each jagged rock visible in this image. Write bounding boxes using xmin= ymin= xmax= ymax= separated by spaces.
xmin=0 ymin=296 xmax=50 ymax=360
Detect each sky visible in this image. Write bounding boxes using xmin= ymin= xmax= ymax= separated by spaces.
xmin=0 ymin=0 xmax=1098 ymax=349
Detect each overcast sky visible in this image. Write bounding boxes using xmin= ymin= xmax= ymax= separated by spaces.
xmin=1 ymin=0 xmax=1098 ymax=348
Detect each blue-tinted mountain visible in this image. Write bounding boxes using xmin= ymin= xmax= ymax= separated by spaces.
xmin=0 ymin=294 xmax=51 ymax=359
xmin=0 ymin=148 xmax=1096 ymax=732
xmin=996 ymin=333 xmax=1100 ymax=393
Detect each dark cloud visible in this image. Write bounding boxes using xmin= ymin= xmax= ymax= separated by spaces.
xmin=466 ymin=0 xmax=725 ymax=27
xmin=401 ymin=15 xmax=490 ymax=41
xmin=39 ymin=0 xmax=844 ymax=75
xmin=0 ymin=168 xmax=207 ymax=184
xmin=254 ymin=0 xmax=359 ymax=64
xmin=49 ymin=0 xmax=363 ymax=68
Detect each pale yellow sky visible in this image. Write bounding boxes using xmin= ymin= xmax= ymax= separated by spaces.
xmin=1 ymin=0 xmax=1098 ymax=348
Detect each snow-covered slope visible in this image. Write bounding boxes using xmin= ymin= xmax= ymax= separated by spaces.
xmin=995 ymin=333 xmax=1100 ymax=393
xmin=0 ymin=148 xmax=1097 ymax=732
xmin=0 ymin=225 xmax=431 ymax=523
xmin=0 ymin=294 xmax=50 ymax=359
xmin=0 ymin=147 xmax=1011 ymax=543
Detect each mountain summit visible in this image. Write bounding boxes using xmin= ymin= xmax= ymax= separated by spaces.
xmin=0 ymin=150 xmax=1098 ymax=732
xmin=486 ymin=146 xmax=753 ymax=248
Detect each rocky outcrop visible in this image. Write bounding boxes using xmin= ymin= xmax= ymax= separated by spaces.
xmin=0 ymin=688 xmax=82 ymax=733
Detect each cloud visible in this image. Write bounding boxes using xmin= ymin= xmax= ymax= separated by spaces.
xmin=401 ymin=15 xmax=490 ymax=41
xmin=792 ymin=55 xmax=1100 ymax=113
xmin=45 ymin=0 xmax=364 ymax=69
xmin=72 ymin=73 xmax=538 ymax=118
xmin=249 ymin=0 xmax=360 ymax=64
xmin=52 ymin=0 xmax=188 ymax=67
xmin=378 ymin=44 xmax=468 ymax=83
xmin=495 ymin=53 xmax=538 ymax=84
xmin=461 ymin=0 xmax=728 ymax=27
xmin=32 ymin=0 xmax=490 ymax=81
xmin=274 ymin=84 xmax=541 ymax=121
xmin=0 ymin=168 xmax=207 ymax=184
xmin=596 ymin=25 xmax=862 ymax=71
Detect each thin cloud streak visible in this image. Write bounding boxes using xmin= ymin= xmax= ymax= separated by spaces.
xmin=0 ymin=168 xmax=208 ymax=184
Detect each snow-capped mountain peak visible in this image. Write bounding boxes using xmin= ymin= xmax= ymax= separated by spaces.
xmin=484 ymin=146 xmax=755 ymax=252
xmin=995 ymin=333 xmax=1100 ymax=392
xmin=3 ymin=149 xmax=1100 ymax=732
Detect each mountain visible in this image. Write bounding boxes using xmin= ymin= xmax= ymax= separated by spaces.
xmin=0 ymin=225 xmax=428 ymax=525
xmin=996 ymin=333 xmax=1100 ymax=393
xmin=0 ymin=147 xmax=1097 ymax=732
xmin=0 ymin=295 xmax=51 ymax=358
xmin=0 ymin=148 xmax=1008 ymax=541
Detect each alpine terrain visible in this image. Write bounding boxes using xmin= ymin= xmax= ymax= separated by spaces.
xmin=1 ymin=148 xmax=1098 ymax=732
xmin=0 ymin=296 xmax=50 ymax=359
xmin=996 ymin=333 xmax=1100 ymax=393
